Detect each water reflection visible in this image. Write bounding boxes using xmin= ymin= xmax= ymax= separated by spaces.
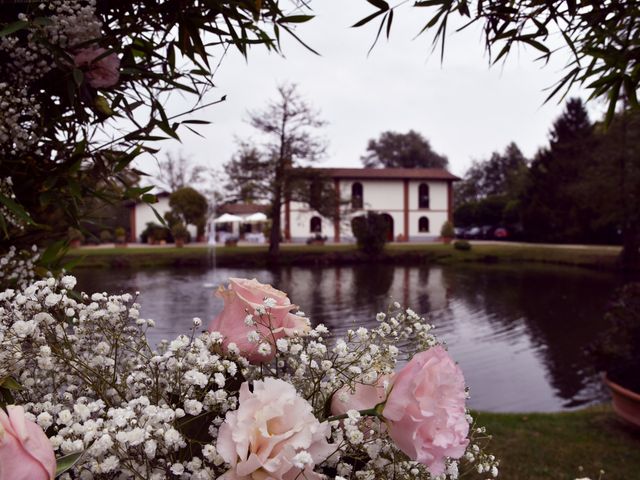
xmin=74 ymin=264 xmax=621 ymax=413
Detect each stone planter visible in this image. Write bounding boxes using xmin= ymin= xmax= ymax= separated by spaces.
xmin=604 ymin=374 xmax=640 ymax=428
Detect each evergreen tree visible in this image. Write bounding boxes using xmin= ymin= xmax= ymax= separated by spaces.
xmin=361 ymin=130 xmax=448 ymax=169
xmin=521 ymin=98 xmax=597 ymax=242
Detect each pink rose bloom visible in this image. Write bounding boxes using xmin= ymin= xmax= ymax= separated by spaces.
xmin=217 ymin=378 xmax=333 ymax=480
xmin=382 ymin=346 xmax=469 ymax=476
xmin=74 ymin=47 xmax=120 ymax=89
xmin=330 ymin=375 xmax=392 ymax=416
xmin=0 ymin=405 xmax=56 ymax=480
xmin=209 ymin=278 xmax=309 ymax=363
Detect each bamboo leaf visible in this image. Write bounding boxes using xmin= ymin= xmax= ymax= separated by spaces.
xmin=55 ymin=450 xmax=86 ymax=477
xmin=0 ymin=20 xmax=28 ymax=37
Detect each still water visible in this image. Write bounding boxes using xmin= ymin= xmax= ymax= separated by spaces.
xmin=74 ymin=264 xmax=622 ymax=413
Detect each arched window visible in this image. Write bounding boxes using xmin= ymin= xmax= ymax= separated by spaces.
xmin=310 ymin=216 xmax=322 ymax=233
xmin=351 ymin=182 xmax=363 ymax=209
xmin=418 ymin=216 xmax=430 ymax=233
xmin=418 ymin=183 xmax=430 ymax=209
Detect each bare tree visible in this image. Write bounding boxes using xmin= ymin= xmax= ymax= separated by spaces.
xmin=228 ymin=83 xmax=328 ymax=257
xmin=154 ymin=152 xmax=209 ymax=193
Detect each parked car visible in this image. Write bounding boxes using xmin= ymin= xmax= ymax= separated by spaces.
xmin=454 ymin=227 xmax=465 ymax=239
xmin=465 ymin=226 xmax=481 ymax=239
xmin=494 ymin=227 xmax=508 ymax=239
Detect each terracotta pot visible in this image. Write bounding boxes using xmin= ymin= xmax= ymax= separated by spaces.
xmin=175 ymin=238 xmax=185 ymax=248
xmin=604 ymin=374 xmax=640 ymax=428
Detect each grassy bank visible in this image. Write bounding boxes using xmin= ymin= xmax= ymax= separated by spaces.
xmin=471 ymin=406 xmax=640 ymax=480
xmin=64 ymin=242 xmax=624 ymax=271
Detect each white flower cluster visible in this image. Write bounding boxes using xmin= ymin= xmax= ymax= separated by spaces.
xmin=0 ymin=276 xmax=242 ymax=478
xmin=0 ymin=245 xmax=39 ymax=289
xmin=0 ymin=275 xmax=499 ymax=479
xmin=0 ymin=0 xmax=102 ymax=157
xmin=0 ymin=83 xmax=42 ymax=157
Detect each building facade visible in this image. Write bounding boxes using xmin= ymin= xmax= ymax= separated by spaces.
xmin=283 ymin=168 xmax=459 ymax=243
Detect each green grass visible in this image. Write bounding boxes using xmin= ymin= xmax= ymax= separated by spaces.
xmin=64 ymin=242 xmax=624 ymax=270
xmin=470 ymin=406 xmax=640 ymax=480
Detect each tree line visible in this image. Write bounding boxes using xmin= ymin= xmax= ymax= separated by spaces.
xmin=454 ymin=98 xmax=640 ymax=266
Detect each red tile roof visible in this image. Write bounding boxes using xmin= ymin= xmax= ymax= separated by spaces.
xmin=295 ymin=167 xmax=460 ymax=181
xmin=218 ymin=203 xmax=270 ymax=215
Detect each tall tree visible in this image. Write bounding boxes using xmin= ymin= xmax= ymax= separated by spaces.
xmin=155 ymin=153 xmax=210 ymax=193
xmin=577 ymin=108 xmax=640 ymax=266
xmin=454 ymin=142 xmax=528 ymax=228
xmin=521 ymin=98 xmax=597 ymax=242
xmin=223 ymin=144 xmax=271 ymax=203
xmin=226 ymin=84 xmax=328 ymax=257
xmin=361 ymin=130 xmax=448 ymax=169
xmin=456 ymin=142 xmax=528 ymax=205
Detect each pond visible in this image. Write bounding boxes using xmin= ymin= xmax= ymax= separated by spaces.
xmin=74 ymin=263 xmax=623 ymax=413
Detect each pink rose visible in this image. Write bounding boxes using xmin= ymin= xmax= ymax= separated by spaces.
xmin=209 ymin=278 xmax=309 ymax=363
xmin=330 ymin=375 xmax=391 ymax=417
xmin=74 ymin=47 xmax=120 ymax=89
xmin=382 ymin=346 xmax=469 ymax=476
xmin=217 ymin=378 xmax=333 ymax=480
xmin=0 ymin=405 xmax=56 ymax=480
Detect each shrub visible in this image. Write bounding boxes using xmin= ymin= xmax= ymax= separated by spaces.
xmin=351 ymin=212 xmax=388 ymax=256
xmin=141 ymin=222 xmax=169 ymax=243
xmin=114 ymin=226 xmax=126 ymax=242
xmin=99 ymin=230 xmax=113 ymax=243
xmin=453 ymin=240 xmax=471 ymax=251
xmin=440 ymin=220 xmax=455 ymax=238
xmin=171 ymin=223 xmax=190 ymax=242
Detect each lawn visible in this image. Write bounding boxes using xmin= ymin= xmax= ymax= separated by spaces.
xmin=64 ymin=242 xmax=624 ymax=271
xmin=470 ymin=406 xmax=640 ymax=480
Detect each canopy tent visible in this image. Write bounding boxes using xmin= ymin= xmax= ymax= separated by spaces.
xmin=244 ymin=212 xmax=268 ymax=222
xmin=213 ymin=213 xmax=243 ymax=223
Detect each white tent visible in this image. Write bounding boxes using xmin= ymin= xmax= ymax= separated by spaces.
xmin=245 ymin=212 xmax=267 ymax=222
xmin=213 ymin=213 xmax=243 ymax=224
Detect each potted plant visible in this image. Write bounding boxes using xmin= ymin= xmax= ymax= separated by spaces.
xmin=68 ymin=227 xmax=84 ymax=248
xmin=171 ymin=223 xmax=189 ymax=248
xmin=114 ymin=226 xmax=127 ymax=246
xmin=590 ymin=283 xmax=640 ymax=427
xmin=99 ymin=229 xmax=113 ymax=244
xmin=440 ymin=221 xmax=455 ymax=244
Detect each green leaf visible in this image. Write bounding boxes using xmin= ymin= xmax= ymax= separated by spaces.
xmin=141 ymin=193 xmax=157 ymax=204
xmin=0 ymin=20 xmax=28 ymax=37
xmin=94 ymin=95 xmax=114 ymax=116
xmin=367 ymin=0 xmax=389 ymax=9
xmin=0 ymin=193 xmax=35 ymax=225
xmin=72 ymin=68 xmax=84 ymax=87
xmin=40 ymin=239 xmax=68 ymax=268
xmin=55 ymin=451 xmax=86 ymax=477
xmin=604 ymin=78 xmax=622 ymax=126
xmin=277 ymin=15 xmax=314 ymax=24
xmin=352 ymin=9 xmax=387 ymax=28
xmin=0 ymin=377 xmax=22 ymax=391
xmin=62 ymin=255 xmax=85 ymax=272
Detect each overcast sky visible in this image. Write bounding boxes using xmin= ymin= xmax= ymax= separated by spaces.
xmin=137 ymin=2 xmax=605 ymax=186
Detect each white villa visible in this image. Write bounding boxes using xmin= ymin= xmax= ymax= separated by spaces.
xmin=283 ymin=168 xmax=459 ymax=243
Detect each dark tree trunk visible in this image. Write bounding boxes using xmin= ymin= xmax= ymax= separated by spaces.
xmin=268 ymin=164 xmax=284 ymax=259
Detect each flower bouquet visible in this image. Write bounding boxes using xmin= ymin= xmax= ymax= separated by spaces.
xmin=0 ymin=276 xmax=498 ymax=479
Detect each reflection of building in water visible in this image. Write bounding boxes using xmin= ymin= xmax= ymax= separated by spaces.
xmin=275 ymin=265 xmax=450 ymax=333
